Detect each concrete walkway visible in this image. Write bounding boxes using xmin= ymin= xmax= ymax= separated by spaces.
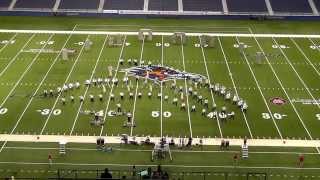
xmin=1 ymin=134 xmax=319 ymax=149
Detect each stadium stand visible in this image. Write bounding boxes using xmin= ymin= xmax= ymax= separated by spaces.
xmin=269 ymin=0 xmax=313 ymax=13
xmin=148 ymin=0 xmax=178 ymax=11
xmin=59 ymin=0 xmax=100 ymax=10
xmin=104 ymin=0 xmax=144 ymax=10
xmin=314 ymin=0 xmax=320 ymax=12
xmin=0 ymin=0 xmax=318 ymax=17
xmin=14 ymin=0 xmax=56 ymax=9
xmin=182 ymin=0 xmax=223 ymax=11
xmin=226 ymin=0 xmax=268 ymax=13
xmin=0 ymin=0 xmax=12 ymax=9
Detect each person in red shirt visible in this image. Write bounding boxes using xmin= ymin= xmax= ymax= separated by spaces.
xmin=298 ymin=154 xmax=304 ymax=168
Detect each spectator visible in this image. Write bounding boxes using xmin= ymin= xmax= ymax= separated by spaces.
xmin=100 ymin=168 xmax=112 ymax=179
xmin=298 ymin=154 xmax=304 ymax=168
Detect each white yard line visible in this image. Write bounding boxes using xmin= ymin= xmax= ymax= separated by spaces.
xmin=39 ymin=35 xmax=90 ymax=135
xmin=250 ymin=35 xmax=319 ymax=153
xmin=0 ymin=34 xmax=35 ymax=78
xmin=290 ymin=38 xmax=320 ymax=78
xmin=1 ymin=29 xmax=320 ymax=38
xmin=180 ymin=37 xmax=193 ymax=138
xmin=0 ymin=33 xmax=18 ymax=53
xmin=130 ymin=36 xmax=145 ymax=136
xmin=69 ymin=36 xmax=109 ymax=135
xmin=99 ymin=36 xmax=127 ymax=136
xmin=273 ymin=38 xmax=320 ymax=111
xmin=160 ymin=36 xmax=164 ymax=137
xmin=235 ymin=36 xmax=283 ymax=139
xmin=198 ymin=36 xmax=223 ymax=138
xmin=217 ymin=37 xmax=253 ymax=138
xmin=0 ymin=34 xmax=55 ymax=153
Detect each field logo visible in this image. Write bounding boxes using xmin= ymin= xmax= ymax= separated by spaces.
xmin=121 ymin=65 xmax=206 ymax=83
xmin=270 ymin=97 xmax=286 ymax=105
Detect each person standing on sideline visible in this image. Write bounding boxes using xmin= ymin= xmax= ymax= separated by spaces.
xmin=233 ymin=153 xmax=239 ymax=167
xmin=48 ymin=154 xmax=53 ymax=167
xmin=298 ymin=154 xmax=304 ymax=168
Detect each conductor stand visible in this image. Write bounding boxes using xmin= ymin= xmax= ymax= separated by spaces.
xmin=151 ymin=138 xmax=173 ymax=162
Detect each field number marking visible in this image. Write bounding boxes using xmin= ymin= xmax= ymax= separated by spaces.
xmin=37 ymin=109 xmax=61 ymax=116
xmin=316 ymin=114 xmax=320 ymax=120
xmin=0 ymin=40 xmax=15 ymax=45
xmin=310 ymin=45 xmax=320 ymax=49
xmin=39 ymin=41 xmax=54 ymax=45
xmin=272 ymin=44 xmax=289 ymax=49
xmin=0 ymin=108 xmax=8 ymax=115
xmin=151 ymin=111 xmax=171 ymax=118
xmin=262 ymin=112 xmax=287 ymax=120
xmin=156 ymin=43 xmax=170 ymax=47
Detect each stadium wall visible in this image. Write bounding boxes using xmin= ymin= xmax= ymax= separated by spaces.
xmin=0 ymin=10 xmax=320 ymax=20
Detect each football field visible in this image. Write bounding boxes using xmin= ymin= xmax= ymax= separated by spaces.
xmin=0 ymin=25 xmax=320 ymax=178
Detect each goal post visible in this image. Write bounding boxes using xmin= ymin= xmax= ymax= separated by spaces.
xmin=138 ymin=29 xmax=152 ymax=41
xmin=171 ymin=32 xmax=186 ymax=45
xmin=107 ymin=34 xmax=124 ymax=47
xmin=200 ymin=35 xmax=216 ymax=48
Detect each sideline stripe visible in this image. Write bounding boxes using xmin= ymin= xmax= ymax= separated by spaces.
xmin=0 ymin=161 xmax=319 ymax=170
xmin=1 ymin=29 xmax=320 ymax=38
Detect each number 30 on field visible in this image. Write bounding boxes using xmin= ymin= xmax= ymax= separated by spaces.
xmin=38 ymin=109 xmax=61 ymax=116
xmin=261 ymin=112 xmax=284 ymax=120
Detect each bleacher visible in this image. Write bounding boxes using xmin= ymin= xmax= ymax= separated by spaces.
xmin=59 ymin=0 xmax=100 ymax=10
xmin=269 ymin=0 xmax=313 ymax=13
xmin=148 ymin=0 xmax=178 ymax=11
xmin=104 ymin=0 xmax=144 ymax=10
xmin=14 ymin=0 xmax=56 ymax=9
xmin=227 ymin=0 xmax=268 ymax=13
xmin=182 ymin=0 xmax=223 ymax=11
xmin=0 ymin=0 xmax=12 ymax=9
xmin=0 ymin=0 xmax=318 ymax=17
xmin=315 ymin=0 xmax=320 ymax=12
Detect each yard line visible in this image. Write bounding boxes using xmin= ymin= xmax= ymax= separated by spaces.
xmin=0 ymin=34 xmax=35 ymax=78
xmin=235 ymin=37 xmax=283 ymax=139
xmin=198 ymin=36 xmax=223 ymax=138
xmin=0 ymin=33 xmax=17 ymax=53
xmin=0 ymin=34 xmax=55 ymax=153
xmin=39 ymin=35 xmax=90 ymax=135
xmin=130 ymin=36 xmax=145 ymax=136
xmin=273 ymin=37 xmax=320 ymax=111
xmin=250 ymin=35 xmax=319 ymax=153
xmin=99 ymin=36 xmax=127 ymax=136
xmin=217 ymin=37 xmax=253 ymax=138
xmin=291 ymin=38 xmax=320 ymax=77
xmin=160 ymin=36 xmax=164 ymax=137
xmin=69 ymin=35 xmax=109 ymax=135
xmin=180 ymin=36 xmax=193 ymax=138
xmin=0 ymin=34 xmax=53 ymax=110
